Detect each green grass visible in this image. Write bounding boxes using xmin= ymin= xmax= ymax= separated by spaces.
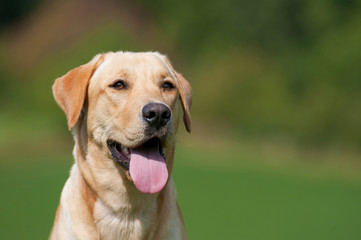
xmin=1 ymin=143 xmax=361 ymax=239
xmin=0 ymin=155 xmax=72 ymax=239
xmin=174 ymin=164 xmax=361 ymax=240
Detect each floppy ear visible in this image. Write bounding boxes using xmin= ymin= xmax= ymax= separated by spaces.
xmin=162 ymin=57 xmax=192 ymax=132
xmin=52 ymin=54 xmax=104 ymax=130
xmin=175 ymin=72 xmax=192 ymax=132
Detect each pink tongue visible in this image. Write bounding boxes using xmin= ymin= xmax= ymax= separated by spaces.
xmin=129 ymin=144 xmax=168 ymax=194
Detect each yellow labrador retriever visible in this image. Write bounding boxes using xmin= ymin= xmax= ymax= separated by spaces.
xmin=50 ymin=51 xmax=191 ymax=240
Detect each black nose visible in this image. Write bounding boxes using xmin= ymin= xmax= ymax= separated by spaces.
xmin=142 ymin=103 xmax=171 ymax=129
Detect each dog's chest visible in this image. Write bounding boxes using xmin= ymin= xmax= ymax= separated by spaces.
xmin=94 ymin=200 xmax=155 ymax=240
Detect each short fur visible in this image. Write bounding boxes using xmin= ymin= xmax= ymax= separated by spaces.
xmin=50 ymin=51 xmax=190 ymax=240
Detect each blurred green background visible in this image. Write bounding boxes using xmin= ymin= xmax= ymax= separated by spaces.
xmin=1 ymin=0 xmax=361 ymax=239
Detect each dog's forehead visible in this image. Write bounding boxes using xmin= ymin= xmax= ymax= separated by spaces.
xmin=96 ymin=52 xmax=171 ymax=77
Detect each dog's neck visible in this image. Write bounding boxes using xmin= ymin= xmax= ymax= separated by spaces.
xmin=72 ymin=141 xmax=177 ymax=239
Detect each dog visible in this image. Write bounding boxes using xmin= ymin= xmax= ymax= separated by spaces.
xmin=49 ymin=51 xmax=191 ymax=240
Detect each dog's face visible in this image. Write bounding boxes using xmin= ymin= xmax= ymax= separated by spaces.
xmin=88 ymin=52 xmax=180 ymax=148
xmin=53 ymin=52 xmax=191 ymax=194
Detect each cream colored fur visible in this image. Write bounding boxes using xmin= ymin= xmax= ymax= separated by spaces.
xmin=49 ymin=52 xmax=190 ymax=240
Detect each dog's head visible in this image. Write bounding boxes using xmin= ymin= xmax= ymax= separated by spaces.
xmin=53 ymin=51 xmax=191 ymax=194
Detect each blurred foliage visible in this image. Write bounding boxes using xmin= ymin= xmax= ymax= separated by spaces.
xmin=135 ymin=0 xmax=361 ymax=148
xmin=1 ymin=0 xmax=361 ymax=149
xmin=0 ymin=0 xmax=41 ymax=29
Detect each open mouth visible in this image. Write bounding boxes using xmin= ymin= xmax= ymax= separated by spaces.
xmin=106 ymin=138 xmax=168 ymax=194
xmin=107 ymin=139 xmax=132 ymax=170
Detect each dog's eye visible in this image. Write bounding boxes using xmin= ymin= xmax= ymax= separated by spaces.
xmin=162 ymin=81 xmax=175 ymax=90
xmin=110 ymin=80 xmax=126 ymax=90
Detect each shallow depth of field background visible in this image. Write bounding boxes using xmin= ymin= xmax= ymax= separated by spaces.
xmin=1 ymin=0 xmax=361 ymax=239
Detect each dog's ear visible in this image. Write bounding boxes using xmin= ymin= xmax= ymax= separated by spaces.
xmin=52 ymin=54 xmax=104 ymax=130
xmin=162 ymin=56 xmax=192 ymax=132
xmin=174 ymin=72 xmax=192 ymax=132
